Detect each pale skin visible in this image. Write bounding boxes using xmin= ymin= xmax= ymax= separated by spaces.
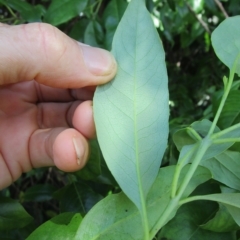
xmin=0 ymin=22 xmax=117 ymax=190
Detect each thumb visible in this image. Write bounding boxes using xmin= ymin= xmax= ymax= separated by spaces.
xmin=0 ymin=23 xmax=117 ymax=88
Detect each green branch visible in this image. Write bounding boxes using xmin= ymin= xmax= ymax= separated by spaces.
xmin=208 ymin=56 xmax=239 ymax=136
xmin=211 ymin=123 xmax=240 ymax=139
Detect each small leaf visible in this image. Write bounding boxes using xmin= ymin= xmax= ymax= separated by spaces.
xmin=0 ymin=196 xmax=33 ymax=231
xmin=173 ymin=119 xmax=234 ymax=161
xmin=44 ymin=0 xmax=88 ymax=26
xmin=26 ymin=213 xmax=82 ymax=240
xmin=201 ymin=151 xmax=240 ymax=191
xmin=93 ymin=0 xmax=169 ymax=220
xmin=211 ymin=16 xmax=240 ymax=76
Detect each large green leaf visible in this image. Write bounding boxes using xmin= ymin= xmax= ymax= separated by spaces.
xmin=75 ymin=165 xmax=211 ymax=239
xmin=26 ymin=213 xmax=82 ymax=240
xmin=0 ymin=196 xmax=33 ymax=231
xmin=201 ymin=151 xmax=240 ymax=191
xmin=44 ymin=0 xmax=87 ymax=26
xmin=211 ymin=16 xmax=240 ymax=76
xmin=93 ymin=0 xmax=169 ymax=223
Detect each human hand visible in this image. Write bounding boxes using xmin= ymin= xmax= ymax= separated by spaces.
xmin=0 ymin=23 xmax=117 ymax=190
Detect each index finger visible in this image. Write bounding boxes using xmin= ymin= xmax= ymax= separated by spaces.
xmin=0 ymin=23 xmax=117 ymax=88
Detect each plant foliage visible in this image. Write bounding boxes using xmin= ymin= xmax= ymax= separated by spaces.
xmin=1 ymin=0 xmax=240 ymax=239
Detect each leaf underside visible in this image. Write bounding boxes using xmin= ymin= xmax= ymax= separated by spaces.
xmin=93 ymin=0 xmax=169 ymax=214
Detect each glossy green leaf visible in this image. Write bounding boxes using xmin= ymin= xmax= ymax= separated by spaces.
xmin=44 ymin=0 xmax=87 ymax=26
xmin=211 ymin=16 xmax=240 ymax=76
xmin=201 ymin=204 xmax=240 ymax=232
xmin=103 ymin=0 xmax=127 ymax=50
xmin=201 ymin=151 xmax=240 ymax=191
xmin=93 ymin=0 xmax=169 ymax=220
xmin=0 ymin=196 xmax=33 ymax=231
xmin=26 ymin=213 xmax=82 ymax=240
xmin=75 ymin=165 xmax=211 ymax=239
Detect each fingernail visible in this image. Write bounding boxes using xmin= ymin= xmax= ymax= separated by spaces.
xmin=72 ymin=137 xmax=85 ymax=166
xmin=79 ymin=43 xmax=116 ymax=76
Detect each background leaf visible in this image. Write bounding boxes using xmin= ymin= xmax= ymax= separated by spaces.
xmin=0 ymin=196 xmax=33 ymax=231
xmin=201 ymin=150 xmax=240 ymax=191
xmin=173 ymin=119 xmax=235 ymax=162
xmin=201 ymin=203 xmax=240 ymax=232
xmin=74 ymin=140 xmax=101 ymax=181
xmin=213 ymin=90 xmax=240 ymax=128
xmin=191 ymin=193 xmax=240 ymax=226
xmin=0 ymin=0 xmax=44 ymax=22
xmin=211 ymin=16 xmax=240 ymax=76
xmin=53 ymin=181 xmax=103 ymax=215
xmin=93 ymin=0 xmax=169 ymax=216
xmin=75 ymin=165 xmax=211 ymax=239
xmin=159 ymin=182 xmax=234 ymax=240
xmin=26 ymin=213 xmax=82 ymax=240
xmin=103 ymin=0 xmax=127 ymax=50
xmin=22 ymin=184 xmax=57 ymax=202
xmin=44 ymin=0 xmax=87 ymax=26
